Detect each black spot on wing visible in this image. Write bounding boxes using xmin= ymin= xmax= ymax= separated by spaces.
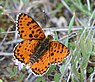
xmin=29 ymin=34 xmax=33 ymax=38
xmin=51 ymin=53 xmax=54 ymax=56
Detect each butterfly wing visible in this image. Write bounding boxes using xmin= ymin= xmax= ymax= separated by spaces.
xmin=30 ymin=50 xmax=50 ymax=75
xmin=14 ymin=40 xmax=40 ymax=64
xmin=49 ymin=41 xmax=70 ymax=64
xmin=16 ymin=13 xmax=45 ymax=40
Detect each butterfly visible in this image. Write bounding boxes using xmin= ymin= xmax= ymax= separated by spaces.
xmin=14 ymin=13 xmax=70 ymax=76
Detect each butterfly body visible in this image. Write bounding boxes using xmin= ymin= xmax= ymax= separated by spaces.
xmin=14 ymin=13 xmax=70 ymax=75
xmin=29 ymin=36 xmax=52 ymax=64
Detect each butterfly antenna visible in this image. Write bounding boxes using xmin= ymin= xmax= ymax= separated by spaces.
xmin=42 ymin=10 xmax=50 ymax=26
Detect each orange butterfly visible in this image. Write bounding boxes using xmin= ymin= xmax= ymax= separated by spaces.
xmin=14 ymin=13 xmax=70 ymax=75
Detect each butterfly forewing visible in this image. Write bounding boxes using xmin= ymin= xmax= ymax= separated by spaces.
xmin=17 ymin=13 xmax=45 ymax=40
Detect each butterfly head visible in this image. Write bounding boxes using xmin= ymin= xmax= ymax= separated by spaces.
xmin=47 ymin=35 xmax=53 ymax=40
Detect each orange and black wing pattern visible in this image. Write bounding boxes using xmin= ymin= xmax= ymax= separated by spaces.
xmin=49 ymin=41 xmax=69 ymax=64
xmin=31 ymin=50 xmax=50 ymax=75
xmin=29 ymin=41 xmax=69 ymax=75
xmin=14 ymin=40 xmax=40 ymax=64
xmin=14 ymin=13 xmax=45 ymax=64
xmin=16 ymin=13 xmax=45 ymax=40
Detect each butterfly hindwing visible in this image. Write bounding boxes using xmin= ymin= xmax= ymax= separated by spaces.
xmin=14 ymin=40 xmax=40 ymax=64
xmin=49 ymin=41 xmax=70 ymax=64
xmin=31 ymin=50 xmax=50 ymax=75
